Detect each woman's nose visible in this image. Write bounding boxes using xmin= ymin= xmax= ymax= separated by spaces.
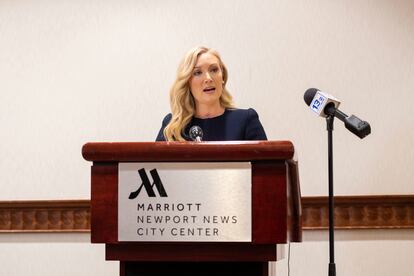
xmin=204 ymin=72 xmax=213 ymax=81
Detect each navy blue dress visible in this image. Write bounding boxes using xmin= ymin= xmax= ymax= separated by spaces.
xmin=156 ymin=108 xmax=267 ymax=141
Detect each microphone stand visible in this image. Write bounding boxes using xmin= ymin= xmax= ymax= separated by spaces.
xmin=326 ymin=115 xmax=336 ymax=276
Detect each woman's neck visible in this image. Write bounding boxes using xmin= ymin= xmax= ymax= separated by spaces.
xmin=195 ymin=103 xmax=225 ymax=119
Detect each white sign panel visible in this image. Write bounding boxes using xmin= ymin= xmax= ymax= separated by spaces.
xmin=118 ymin=162 xmax=251 ymax=242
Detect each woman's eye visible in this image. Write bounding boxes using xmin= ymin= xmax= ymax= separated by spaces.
xmin=193 ymin=71 xmax=202 ymax=76
xmin=210 ymin=67 xmax=219 ymax=73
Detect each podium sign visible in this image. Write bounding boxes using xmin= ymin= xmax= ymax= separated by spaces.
xmin=118 ymin=162 xmax=252 ymax=242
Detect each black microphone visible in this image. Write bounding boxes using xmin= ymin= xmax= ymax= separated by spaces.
xmin=304 ymin=88 xmax=371 ymax=139
xmin=189 ymin=126 xmax=203 ymax=142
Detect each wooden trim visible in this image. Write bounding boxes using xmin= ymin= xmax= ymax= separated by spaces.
xmin=107 ymin=244 xmax=277 ymax=262
xmin=302 ymin=195 xmax=414 ymax=230
xmin=1 ymin=196 xmax=413 ymax=233
xmin=82 ymin=141 xmax=294 ymax=162
xmin=0 ymin=200 xmax=90 ymax=233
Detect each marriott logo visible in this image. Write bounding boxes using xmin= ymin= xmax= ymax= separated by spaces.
xmin=128 ymin=168 xmax=168 ymax=199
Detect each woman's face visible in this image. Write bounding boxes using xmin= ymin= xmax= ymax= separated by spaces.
xmin=189 ymin=52 xmax=224 ymax=107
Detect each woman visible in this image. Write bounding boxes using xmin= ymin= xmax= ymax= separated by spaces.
xmin=156 ymin=46 xmax=267 ymax=141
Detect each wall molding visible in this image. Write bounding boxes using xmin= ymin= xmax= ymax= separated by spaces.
xmin=302 ymin=195 xmax=414 ymax=230
xmin=0 ymin=200 xmax=90 ymax=233
xmin=0 ymin=196 xmax=413 ymax=233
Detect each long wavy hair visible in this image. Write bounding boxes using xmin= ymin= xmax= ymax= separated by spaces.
xmin=163 ymin=46 xmax=235 ymax=141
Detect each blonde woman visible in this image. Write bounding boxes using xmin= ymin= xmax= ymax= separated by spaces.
xmin=156 ymin=46 xmax=267 ymax=141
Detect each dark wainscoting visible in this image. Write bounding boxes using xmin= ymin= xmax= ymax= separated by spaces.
xmin=0 ymin=196 xmax=413 ymax=233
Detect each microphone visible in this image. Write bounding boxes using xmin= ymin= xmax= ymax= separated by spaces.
xmin=304 ymin=88 xmax=371 ymax=139
xmin=304 ymin=88 xmax=341 ymax=117
xmin=189 ymin=126 xmax=203 ymax=142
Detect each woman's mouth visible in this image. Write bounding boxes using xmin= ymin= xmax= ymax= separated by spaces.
xmin=203 ymin=87 xmax=216 ymax=93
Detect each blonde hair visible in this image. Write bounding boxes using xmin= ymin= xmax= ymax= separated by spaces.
xmin=163 ymin=46 xmax=235 ymax=141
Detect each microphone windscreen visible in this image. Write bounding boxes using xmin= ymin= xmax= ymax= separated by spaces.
xmin=304 ymin=88 xmax=318 ymax=106
xmin=189 ymin=125 xmax=203 ymax=141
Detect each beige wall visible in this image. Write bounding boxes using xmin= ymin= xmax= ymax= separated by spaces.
xmin=0 ymin=1 xmax=413 ymax=275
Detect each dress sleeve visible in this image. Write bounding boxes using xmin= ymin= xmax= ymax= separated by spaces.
xmin=155 ymin=114 xmax=172 ymax=141
xmin=244 ymin=108 xmax=267 ymax=140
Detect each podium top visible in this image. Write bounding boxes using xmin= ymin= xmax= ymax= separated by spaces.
xmin=82 ymin=140 xmax=294 ymax=162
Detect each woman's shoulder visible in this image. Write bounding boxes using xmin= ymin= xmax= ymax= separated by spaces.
xmin=226 ymin=108 xmax=259 ymax=119
xmin=161 ymin=113 xmax=172 ymax=125
xmin=225 ymin=108 xmax=267 ymax=140
xmin=156 ymin=113 xmax=172 ymax=141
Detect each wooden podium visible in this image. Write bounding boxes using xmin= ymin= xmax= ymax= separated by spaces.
xmin=82 ymin=141 xmax=302 ymax=276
